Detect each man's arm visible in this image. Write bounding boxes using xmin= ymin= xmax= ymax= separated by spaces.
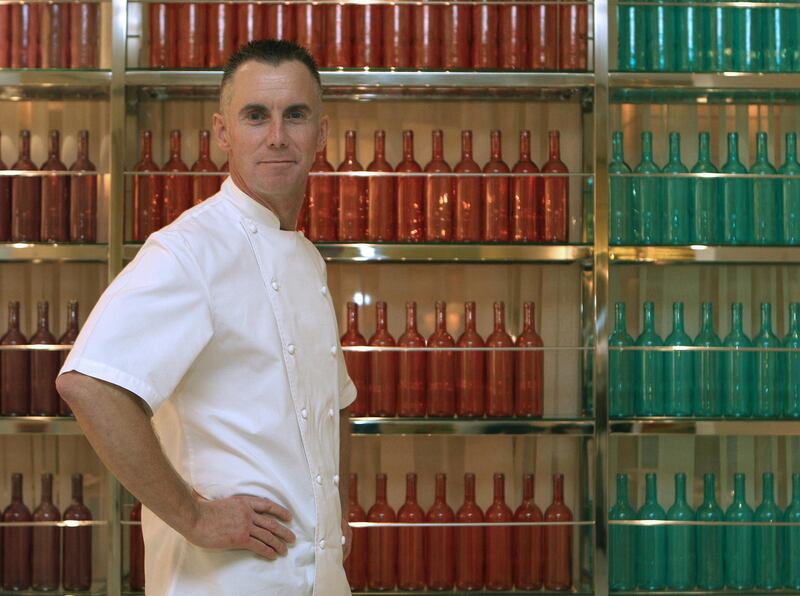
xmin=57 ymin=371 xmax=295 ymax=559
xmin=339 ymin=406 xmax=352 ymax=559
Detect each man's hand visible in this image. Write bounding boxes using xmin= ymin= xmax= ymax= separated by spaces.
xmin=341 ymin=516 xmax=352 ymax=561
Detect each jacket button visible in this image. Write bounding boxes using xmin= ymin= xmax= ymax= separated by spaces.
xmin=247 ymin=221 xmax=257 ymax=234
xmin=287 ymin=344 xmax=296 ymax=355
xmin=328 ymin=408 xmax=334 ymax=418
xmin=330 ymin=345 xmax=337 ymax=357
xmin=316 ymin=474 xmax=323 ymax=485
xmin=341 ymin=535 xmax=346 ymax=546
xmin=271 ymin=280 xmax=279 ymax=291
xmin=333 ymin=474 xmax=339 ymax=487
xmin=300 ymin=408 xmax=308 ymax=419
xmin=320 ymin=286 xmax=328 ymax=296
xmin=319 ymin=539 xmax=326 ymax=550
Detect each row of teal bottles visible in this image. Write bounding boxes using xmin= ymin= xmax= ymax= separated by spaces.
xmin=611 ymin=472 xmax=800 ymax=591
xmin=610 ymin=301 xmax=800 ymax=418
xmin=610 ymin=130 xmax=800 ymax=246
xmin=618 ymin=1 xmax=800 ymax=72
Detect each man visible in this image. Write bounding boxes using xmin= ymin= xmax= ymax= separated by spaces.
xmin=56 ymin=40 xmax=356 ymax=595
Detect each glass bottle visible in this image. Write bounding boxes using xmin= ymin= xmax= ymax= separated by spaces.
xmin=645 ymin=0 xmax=675 ymax=70
xmin=265 ymin=2 xmax=294 ymax=41
xmin=426 ymin=473 xmax=455 ymax=590
xmin=785 ymin=303 xmax=800 ymax=418
xmin=514 ymin=473 xmax=543 ymax=590
xmin=512 ymin=130 xmax=540 ymax=242
xmin=191 ymin=130 xmax=218 ymax=206
xmin=486 ymin=301 xmax=515 ymax=417
xmin=398 ymin=302 xmax=426 ymax=417
xmin=456 ymin=301 xmax=485 ymax=417
xmin=631 ymin=131 xmax=661 ymax=246
xmin=367 ymin=473 xmax=396 ymax=590
xmin=236 ymin=3 xmax=264 ymax=46
xmin=544 ymin=473 xmax=572 ymax=590
xmin=397 ymin=473 xmax=425 ymax=590
xmin=338 ymin=130 xmax=367 ymax=242
xmin=32 ymin=473 xmax=60 ymax=591
xmin=781 ymin=133 xmax=800 ymax=245
xmin=344 ymin=474 xmax=368 ymax=591
xmin=663 ymin=132 xmax=690 ymax=245
xmin=383 ymin=1 xmax=412 ymax=67
xmin=754 ymin=472 xmax=781 ymax=589
xmin=693 ymin=302 xmax=722 ymax=417
xmin=162 ymin=130 xmax=191 ymax=226
xmin=176 ymin=3 xmax=206 ymax=67
xmin=471 ymin=0 xmax=498 ymax=68
xmin=207 ymin=3 xmax=236 ymax=67
xmin=11 ymin=129 xmax=41 ymax=242
xmin=664 ymin=302 xmax=694 ymax=416
xmin=396 ymin=131 xmax=424 ymax=243
xmin=529 ymin=0 xmax=557 ymax=69
xmin=617 ymin=0 xmax=645 ymax=70
xmin=485 ymin=473 xmax=513 ymax=590
xmin=609 ymin=131 xmax=632 ymax=245
xmin=129 ymin=500 xmax=145 ymax=591
xmin=734 ymin=1 xmax=762 ymax=71
xmin=353 ymin=3 xmax=381 ymax=67
xmin=674 ymin=0 xmax=702 ymax=70
xmin=0 ymin=131 xmax=10 ymax=241
xmin=323 ymin=3 xmax=352 ymax=66
xmin=11 ymin=3 xmax=41 ymax=67
xmin=424 ymin=130 xmax=453 ymax=242
xmin=148 ymin=3 xmax=176 ymax=67
xmin=411 ymin=2 xmax=441 ymax=68
xmin=456 ymin=473 xmax=484 ymax=590
xmin=1 ymin=301 xmax=30 ymax=416
xmin=366 ymin=130 xmax=395 ymax=242
xmin=515 ymin=302 xmax=544 ymax=417
xmin=635 ymin=302 xmax=664 ymax=416
xmin=30 ymin=301 xmax=60 ymax=416
xmin=691 ymin=132 xmax=719 ymax=244
xmin=307 ymin=146 xmax=337 ymax=242
xmin=368 ymin=302 xmax=397 ymax=416
xmin=63 ymin=473 xmax=92 ymax=591
xmin=609 ymin=302 xmax=635 ymax=418
xmin=724 ymin=473 xmax=754 ymax=590
xmin=40 ymin=129 xmax=69 ymax=242
xmin=2 ymin=473 xmax=32 ymax=590
xmin=764 ymin=1 xmax=793 ymax=72
xmin=341 ymin=302 xmax=369 ymax=417
xmin=560 ymin=0 xmax=588 ymax=70
xmin=666 ymin=473 xmax=695 ymax=589
xmin=69 ymin=130 xmax=97 ymax=243
xmin=442 ymin=0 xmax=470 ymax=68
xmin=637 ymin=473 xmax=666 ymax=590
xmin=751 ymin=131 xmax=779 ymax=245
xmin=58 ymin=301 xmax=80 ymax=416
xmin=499 ymin=2 xmax=526 ymax=69
xmin=722 ymin=302 xmax=753 ymax=417
xmin=41 ymin=3 xmax=69 ymax=68
xmin=754 ymin=302 xmax=781 ymax=418
xmin=132 ymin=130 xmax=162 ymax=242
xmin=721 ymin=132 xmax=751 ymax=245
xmin=784 ymin=473 xmax=800 ymax=589
xmin=427 ymin=301 xmax=456 ymax=417
xmin=482 ymin=130 xmax=511 ymax=242
xmin=696 ymin=473 xmax=724 ymax=590
xmin=707 ymin=0 xmax=735 ymax=70
xmin=541 ymin=131 xmax=568 ymax=243
xmin=609 ymin=473 xmax=636 ymax=591
xmin=454 ymin=130 xmax=482 ymax=243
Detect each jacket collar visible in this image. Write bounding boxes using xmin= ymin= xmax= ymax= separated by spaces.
xmin=221 ymin=177 xmax=282 ymax=230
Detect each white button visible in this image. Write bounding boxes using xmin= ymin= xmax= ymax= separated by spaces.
xmin=328 ymin=408 xmax=335 ymax=418
xmin=320 ymin=286 xmax=328 ymax=296
xmin=316 ymin=474 xmax=323 ymax=485
xmin=341 ymin=535 xmax=346 ymax=546
xmin=300 ymin=408 xmax=308 ymax=419
xmin=330 ymin=345 xmax=337 ymax=357
xmin=271 ymin=280 xmax=279 ymax=291
xmin=333 ymin=474 xmax=339 ymax=487
xmin=319 ymin=539 xmax=326 ymax=550
xmin=247 ymin=221 xmax=257 ymax=234
xmin=287 ymin=344 xmax=296 ymax=355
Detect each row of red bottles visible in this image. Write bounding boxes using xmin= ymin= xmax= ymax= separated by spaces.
xmin=302 ymin=129 xmax=569 ymax=243
xmin=0 ymin=301 xmax=80 ymax=417
xmin=345 ymin=472 xmax=573 ymax=592
xmin=341 ymin=300 xmax=544 ymax=418
xmin=0 ymin=3 xmax=99 ymax=68
xmin=2 ymin=473 xmax=92 ymax=591
xmin=0 ymin=130 xmax=97 ymax=243
xmin=146 ymin=2 xmax=587 ymax=71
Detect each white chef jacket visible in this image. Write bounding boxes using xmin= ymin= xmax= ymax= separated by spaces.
xmin=60 ymin=177 xmax=356 ymax=596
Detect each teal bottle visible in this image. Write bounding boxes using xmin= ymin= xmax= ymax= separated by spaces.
xmin=707 ymin=0 xmax=736 ymax=71
xmin=690 ymin=132 xmax=719 ymax=244
xmin=693 ymin=302 xmax=722 ymax=417
xmin=666 ymin=473 xmax=696 ymax=589
xmin=696 ymin=473 xmax=724 ymax=590
xmin=779 ymin=132 xmax=800 ymax=245
xmin=609 ymin=131 xmax=632 ymax=245
xmin=609 ymin=474 xmax=637 ymax=591
xmin=724 ymin=473 xmax=754 ymax=590
xmin=663 ymin=132 xmax=690 ymax=244
xmin=783 ymin=473 xmax=800 ymax=589
xmin=610 ymin=302 xmax=635 ymax=418
xmin=754 ymin=472 xmax=782 ymax=589
xmin=733 ymin=2 xmax=763 ymax=71
xmin=645 ymin=0 xmax=675 ymax=71
xmin=637 ymin=473 xmax=666 ymax=590
xmin=722 ymin=302 xmax=753 ymax=417
xmin=764 ymin=2 xmax=794 ymax=72
xmin=721 ymin=132 xmax=751 ymax=245
xmin=751 ymin=131 xmax=780 ymax=245
xmin=635 ymin=302 xmax=664 ymax=416
xmin=664 ymin=302 xmax=693 ymax=416
xmin=618 ymin=0 xmax=647 ymax=70
xmin=632 ymin=132 xmax=662 ymax=245
xmin=753 ymin=302 xmax=782 ymax=418
xmin=675 ymin=0 xmax=702 ymax=71
xmin=784 ymin=303 xmax=800 ymax=418
xmin=584 ymin=176 xmax=594 ymax=244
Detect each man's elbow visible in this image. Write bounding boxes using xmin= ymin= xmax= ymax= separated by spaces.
xmin=56 ymin=371 xmax=91 ymax=411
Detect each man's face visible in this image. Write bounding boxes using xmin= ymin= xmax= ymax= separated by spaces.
xmin=213 ymin=60 xmax=327 ymax=227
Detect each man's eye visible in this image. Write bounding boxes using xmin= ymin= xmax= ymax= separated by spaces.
xmin=288 ymin=111 xmax=306 ymax=120
xmin=247 ymin=112 xmax=265 ymax=121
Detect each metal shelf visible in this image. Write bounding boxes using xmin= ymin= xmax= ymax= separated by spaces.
xmin=610 ymin=418 xmax=800 ymax=436
xmin=0 ymin=69 xmax=111 ymax=100
xmin=351 ymin=417 xmax=594 ymax=436
xmin=0 ymin=416 xmax=82 ymax=435
xmin=609 ymin=245 xmax=800 ymax=265
xmin=610 ymin=72 xmax=800 ymax=103
xmin=353 ymin=590 xmax=591 ymax=596
xmin=0 ymin=243 xmax=109 ymax=263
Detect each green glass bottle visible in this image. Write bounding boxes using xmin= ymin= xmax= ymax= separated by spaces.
xmin=754 ymin=472 xmax=782 ymax=589
xmin=693 ymin=302 xmax=722 ymax=417
xmin=635 ymin=302 xmax=664 ymax=416
xmin=696 ymin=473 xmax=724 ymax=590
xmin=663 ymin=132 xmax=690 ymax=244
xmin=784 ymin=303 xmax=800 ymax=418
xmin=666 ymin=473 xmax=696 ymax=589
xmin=675 ymin=0 xmax=703 ymax=71
xmin=583 ymin=176 xmax=594 ymax=244
xmin=722 ymin=302 xmax=753 ymax=417
xmin=646 ymin=0 xmax=676 ymax=71
xmin=784 ymin=473 xmax=800 ymax=589
xmin=779 ymin=132 xmax=800 ymax=245
xmin=618 ymin=0 xmax=647 ymax=70
xmin=609 ymin=131 xmax=632 ymax=246
xmin=753 ymin=302 xmax=782 ymax=418
xmin=764 ymin=2 xmax=794 ymax=72
xmin=609 ymin=473 xmax=637 ymax=591
xmin=632 ymin=132 xmax=662 ymax=245
xmin=665 ymin=302 xmax=693 ymax=416
xmin=724 ymin=473 xmax=754 ymax=590
xmin=734 ymin=3 xmax=763 ymax=71
xmin=751 ymin=131 xmax=780 ymax=245
xmin=691 ymin=132 xmax=719 ymax=244
xmin=721 ymin=132 xmax=751 ymax=245
xmin=707 ymin=0 xmax=736 ymax=71
xmin=638 ymin=473 xmax=666 ymax=590
xmin=610 ymin=302 xmax=635 ymax=418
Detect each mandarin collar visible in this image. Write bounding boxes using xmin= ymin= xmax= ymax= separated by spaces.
xmin=222 ymin=177 xmax=282 ymax=230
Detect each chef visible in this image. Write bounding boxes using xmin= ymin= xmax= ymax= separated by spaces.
xmin=56 ymin=39 xmax=356 ymax=595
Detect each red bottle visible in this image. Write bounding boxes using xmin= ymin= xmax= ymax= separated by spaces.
xmin=472 ymin=0 xmax=498 ymax=68
xmin=426 ymin=473 xmax=455 ymax=590
xmin=149 ymin=3 xmax=177 ymax=68
xmin=412 ymin=3 xmax=441 ymax=68
xmin=133 ymin=130 xmax=163 ymax=242
xmin=296 ymin=4 xmax=325 ymax=65
xmin=383 ymin=3 xmax=412 ymax=68
xmin=307 ymin=146 xmax=337 ymax=241
xmin=456 ymin=472 xmax=484 ymax=590
xmin=0 ymin=132 xmax=10 ymax=241
xmin=396 ymin=130 xmax=424 ymax=243
xmin=544 ymin=473 xmax=572 ymax=591
xmin=11 ymin=3 xmax=40 ymax=67
xmin=512 ymin=130 xmax=541 ymax=242
xmin=265 ymin=3 xmax=295 ymax=40
xmin=191 ymin=130 xmax=218 ymax=206
xmin=529 ymin=0 xmax=557 ymax=69
xmin=162 ymin=130 xmax=192 ymax=226
xmin=237 ymin=3 xmax=266 ymax=46
xmin=486 ymin=473 xmax=514 ymax=590
xmin=424 ymin=130 xmax=453 ymax=242
xmin=353 ymin=4 xmax=381 ymax=67
xmin=40 ymin=3 xmax=69 ymax=68
xmin=32 ymin=473 xmax=60 ymax=591
xmin=70 ymin=3 xmax=99 ymax=68
xmin=367 ymin=473 xmax=397 ymax=590
xmin=559 ymin=2 xmax=588 ymax=71
xmin=1 ymin=302 xmax=30 ymax=416
xmin=63 ymin=473 xmax=92 ymax=591
xmin=454 ymin=130 xmax=481 ymax=243
xmin=456 ymin=301 xmax=485 ymax=417
xmin=345 ymin=474 xmax=368 ymax=591
xmin=368 ymin=301 xmax=397 ymax=416
xmin=541 ymin=130 xmax=568 ymax=243
xmin=427 ymin=301 xmax=455 ymax=417
xmin=514 ymin=473 xmax=544 ymax=590
xmin=69 ymin=130 xmax=98 ymax=243
xmin=515 ymin=302 xmax=544 ymax=417
xmin=40 ymin=130 xmax=69 ymax=243
xmin=30 ymin=301 xmax=60 ymax=417
xmin=442 ymin=1 xmax=470 ymax=69
xmin=12 ymin=129 xmax=41 ymax=243
xmin=499 ymin=3 xmax=528 ymax=69
xmin=129 ymin=500 xmax=145 ymax=591
xmin=397 ymin=302 xmax=426 ymax=418
xmin=366 ymin=130 xmax=395 ymax=242
xmin=323 ymin=3 xmax=352 ymax=67
xmin=341 ymin=302 xmax=369 ymax=417
xmin=486 ymin=301 xmax=514 ymax=417
xmin=58 ymin=301 xmax=79 ymax=416
xmin=337 ymin=130 xmax=367 ymax=242
xmin=207 ymin=3 xmax=236 ymax=68
xmin=482 ymin=130 xmax=510 ymax=242
xmin=177 ymin=4 xmax=207 ymax=68
xmin=2 ymin=473 xmax=32 ymax=590
xmin=397 ymin=473 xmax=425 ymax=590
xmin=0 ymin=6 xmax=9 ymax=67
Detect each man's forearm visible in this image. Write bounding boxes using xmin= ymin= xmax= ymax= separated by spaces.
xmin=339 ymin=407 xmax=350 ymax=511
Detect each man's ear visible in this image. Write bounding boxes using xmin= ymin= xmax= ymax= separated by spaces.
xmin=213 ymin=112 xmax=230 ymax=154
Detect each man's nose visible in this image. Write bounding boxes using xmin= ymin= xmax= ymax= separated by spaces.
xmin=266 ymin=119 xmax=288 ymax=148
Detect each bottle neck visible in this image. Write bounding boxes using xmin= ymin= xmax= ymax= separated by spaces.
xmin=142 ymin=131 xmax=153 ymax=160
xmin=435 ymin=302 xmax=447 ymax=332
xmin=11 ymin=474 xmax=23 ymax=502
xmin=37 ymin=301 xmax=49 ymax=331
xmin=698 ymin=132 xmax=711 ymax=161
xmin=645 ymin=474 xmax=658 ymax=503
xmin=464 ymin=302 xmax=477 ymax=331
xmin=612 ymin=132 xmax=624 ymax=162
xmin=731 ymin=303 xmax=744 ymax=331
xmin=347 ymin=302 xmax=359 ymax=333
xmin=406 ymin=474 xmax=417 ymax=503
xmin=674 ymin=474 xmax=687 ymax=503
xmin=199 ymin=130 xmax=211 ymax=159
xmin=760 ymin=303 xmax=773 ymax=332
xmin=790 ymin=304 xmax=800 ymax=333
xmin=762 ymin=473 xmax=775 ymax=502
xmin=727 ymin=133 xmax=740 ymax=162
xmin=374 ymin=130 xmax=386 ymax=160
xmin=20 ymin=130 xmax=31 ymax=159
xmin=548 ymin=131 xmax=560 ymax=160
xmin=48 ymin=131 xmax=60 ymax=159
xmin=71 ymin=474 xmax=84 ymax=503
xmin=405 ymin=302 xmax=418 ymax=332
xmin=672 ymin=302 xmax=685 ymax=332
xmin=169 ymin=130 xmax=181 ymax=159
xmin=519 ymin=130 xmax=531 ymax=160
xmin=375 ymin=474 xmax=387 ymax=502
xmin=668 ymin=133 xmax=681 ymax=164
xmin=344 ymin=131 xmax=356 ymax=159
xmin=756 ymin=132 xmax=769 ymax=163
xmin=432 ymin=130 xmax=444 ymax=160
xmin=523 ymin=302 xmax=535 ymax=333
xmin=552 ymin=474 xmax=564 ymax=503
xmin=493 ymin=474 xmax=505 ymax=503
xmin=68 ymin=301 xmax=79 ymax=330
xmin=435 ymin=474 xmax=447 ymax=503
xmin=41 ymin=474 xmax=53 ymax=503
xmin=349 ymin=474 xmax=359 ymax=504
xmin=464 ymin=474 xmax=476 ymax=501
xmin=616 ymin=474 xmax=629 ymax=505
xmin=641 ymin=132 xmax=653 ymax=160
xmin=402 ymin=131 xmax=414 ymax=160
xmin=703 ymin=474 xmax=716 ymax=504
xmin=461 ymin=130 xmax=473 ymax=159
xmin=490 ymin=131 xmax=502 ymax=160
xmin=643 ymin=303 xmax=656 ymax=330
xmin=78 ymin=130 xmax=89 ymax=159
xmin=793 ymin=474 xmax=800 ymax=503
xmin=8 ymin=301 xmax=20 ymax=330
xmin=787 ymin=133 xmax=798 ymax=164
xmin=733 ymin=474 xmax=746 ymax=502
xmin=523 ymin=474 xmax=534 ymax=502
xmin=493 ymin=302 xmax=505 ymax=332
xmin=701 ymin=302 xmax=714 ymax=332
xmin=375 ymin=302 xmax=388 ymax=332
xmin=614 ymin=303 xmax=627 ymax=332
